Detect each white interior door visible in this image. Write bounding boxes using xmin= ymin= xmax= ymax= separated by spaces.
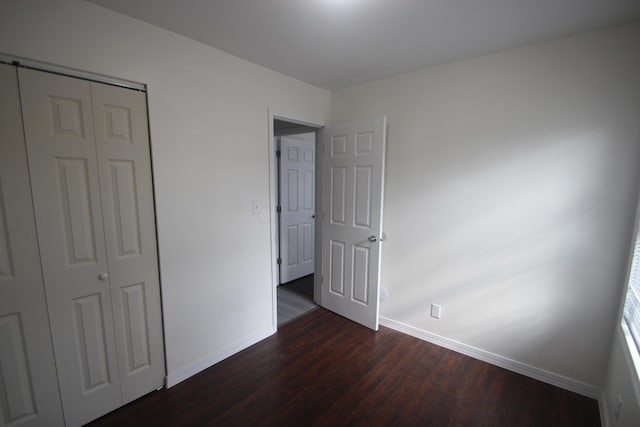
xmin=0 ymin=64 xmax=65 ymax=427
xmin=19 ymin=68 xmax=165 ymax=426
xmin=320 ymin=117 xmax=386 ymax=330
xmin=279 ymin=134 xmax=315 ymax=283
xmin=19 ymin=68 xmax=123 ymax=426
xmin=91 ymin=82 xmax=165 ymax=403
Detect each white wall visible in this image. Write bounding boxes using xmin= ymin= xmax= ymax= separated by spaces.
xmin=331 ymin=23 xmax=640 ymax=389
xmin=0 ymin=0 xmax=330 ymax=385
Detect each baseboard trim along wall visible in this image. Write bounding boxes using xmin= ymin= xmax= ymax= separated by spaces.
xmin=165 ymin=326 xmax=276 ymax=388
xmin=379 ymin=316 xmax=601 ymax=399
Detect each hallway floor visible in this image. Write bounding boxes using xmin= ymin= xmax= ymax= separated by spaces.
xmin=277 ymin=274 xmax=316 ymax=327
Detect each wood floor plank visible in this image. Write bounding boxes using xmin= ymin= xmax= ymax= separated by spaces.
xmin=342 ymin=339 xmax=438 ymax=425
xmin=189 ymin=311 xmax=358 ymax=425
xmin=310 ymin=332 xmax=419 ymax=427
xmin=88 ymin=308 xmax=601 ymax=427
xmin=263 ymin=327 xmax=401 ymax=426
xmin=211 ymin=317 xmax=369 ymax=425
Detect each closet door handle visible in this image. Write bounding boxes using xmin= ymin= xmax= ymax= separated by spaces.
xmin=98 ymin=272 xmax=109 ymax=281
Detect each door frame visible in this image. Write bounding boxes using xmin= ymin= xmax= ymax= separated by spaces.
xmin=268 ymin=109 xmax=323 ymax=330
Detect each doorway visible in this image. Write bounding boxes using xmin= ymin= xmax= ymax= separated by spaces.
xmin=273 ymin=118 xmax=320 ymax=327
xmin=269 ymin=114 xmax=387 ymax=331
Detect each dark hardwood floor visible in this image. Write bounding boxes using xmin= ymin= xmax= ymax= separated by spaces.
xmin=89 ymin=309 xmax=600 ymax=426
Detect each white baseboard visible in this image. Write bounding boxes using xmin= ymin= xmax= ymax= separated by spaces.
xmin=379 ymin=316 xmax=600 ymax=399
xmin=599 ymin=391 xmax=610 ymax=427
xmin=165 ymin=326 xmax=276 ymax=388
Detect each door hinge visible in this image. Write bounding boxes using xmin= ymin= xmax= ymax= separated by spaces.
xmin=277 ymin=205 xmax=281 ymax=214
xmin=276 ymin=150 xmax=281 ymax=158
xmin=277 ymin=257 xmax=282 ymax=265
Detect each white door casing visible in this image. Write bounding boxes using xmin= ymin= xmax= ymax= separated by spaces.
xmin=279 ymin=134 xmax=315 ymax=283
xmin=19 ymin=68 xmax=164 ymax=426
xmin=0 ymin=64 xmax=65 ymax=427
xmin=320 ymin=117 xmax=386 ymax=331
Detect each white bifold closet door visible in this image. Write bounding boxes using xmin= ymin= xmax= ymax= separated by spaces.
xmin=19 ymin=68 xmax=164 ymax=426
xmin=0 ymin=64 xmax=65 ymax=427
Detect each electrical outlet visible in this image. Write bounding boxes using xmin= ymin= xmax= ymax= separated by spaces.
xmin=431 ymin=304 xmax=441 ymax=319
xmin=614 ymin=394 xmax=623 ymax=422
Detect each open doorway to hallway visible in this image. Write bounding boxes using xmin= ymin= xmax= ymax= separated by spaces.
xmin=274 ymin=119 xmax=319 ymax=327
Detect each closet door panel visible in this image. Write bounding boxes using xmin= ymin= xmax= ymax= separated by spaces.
xmin=92 ymin=83 xmax=165 ymax=402
xmin=0 ymin=64 xmax=64 ymax=427
xmin=18 ymin=68 xmax=122 ymax=427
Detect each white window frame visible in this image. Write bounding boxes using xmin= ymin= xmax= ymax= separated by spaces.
xmin=621 ymin=201 xmax=640 ymax=403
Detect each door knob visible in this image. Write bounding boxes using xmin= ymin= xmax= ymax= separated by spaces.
xmin=368 ymin=235 xmax=378 ymax=242
xmin=98 ymin=272 xmax=109 ymax=281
